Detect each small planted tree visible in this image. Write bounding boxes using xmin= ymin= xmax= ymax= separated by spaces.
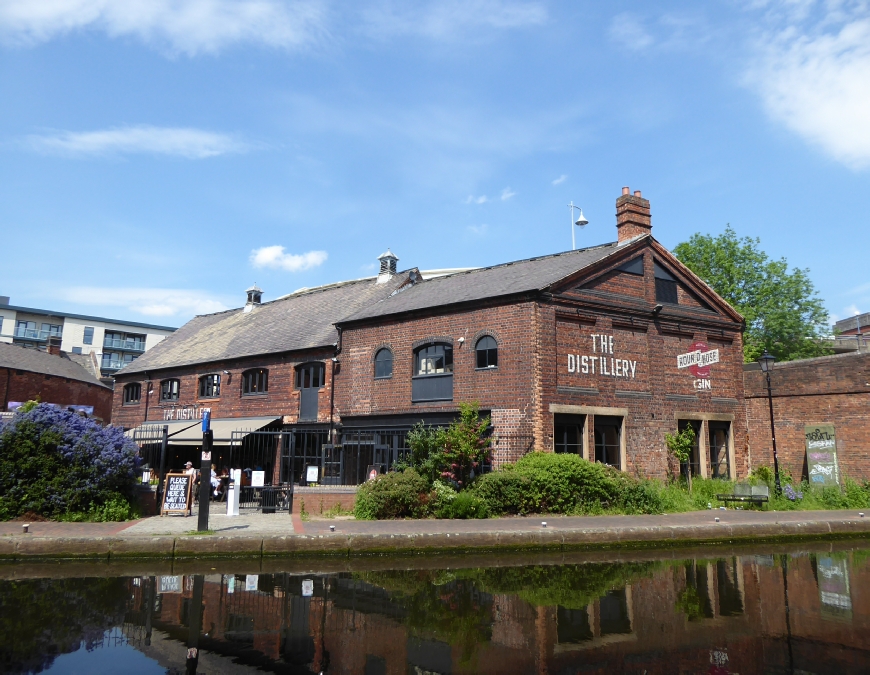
xmin=441 ymin=402 xmax=492 ymax=489
xmin=405 ymin=422 xmax=448 ymax=485
xmin=664 ymin=425 xmax=696 ymax=492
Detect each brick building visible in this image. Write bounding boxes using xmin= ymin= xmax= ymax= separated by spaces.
xmin=0 ymin=339 xmax=114 ymax=422
xmin=114 ymin=188 xmax=748 ymax=493
xmin=744 ymin=351 xmax=870 ymax=482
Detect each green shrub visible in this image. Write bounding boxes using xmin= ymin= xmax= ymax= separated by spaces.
xmin=472 ymin=452 xmax=664 ymax=515
xmin=354 ymin=469 xmax=431 ymax=520
xmin=59 ymin=494 xmax=140 ymax=522
xmin=438 ymin=491 xmax=489 ymax=519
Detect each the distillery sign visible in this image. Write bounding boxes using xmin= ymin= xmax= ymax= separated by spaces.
xmin=163 ymin=405 xmax=210 ymax=421
xmin=566 ymin=334 xmax=638 ymax=379
xmin=677 ymin=341 xmax=719 ymax=390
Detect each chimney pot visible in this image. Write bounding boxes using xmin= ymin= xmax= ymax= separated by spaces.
xmin=622 ymin=186 xmax=630 ymax=195
xmin=634 ymin=190 xmax=642 ymax=197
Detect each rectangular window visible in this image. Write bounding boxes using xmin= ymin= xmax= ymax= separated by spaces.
xmin=242 ymin=369 xmax=268 ymax=395
xmin=554 ymin=414 xmax=585 ymax=455
xmin=161 ymin=379 xmax=180 ymax=401
xmin=83 ymin=326 xmax=94 ymax=345
xmin=677 ymin=420 xmax=702 ymax=477
xmin=655 ymin=278 xmax=678 ymax=304
xmin=71 ymin=346 xmax=82 ymax=354
xmin=16 ymin=320 xmax=37 ymax=339
xmin=124 ymin=383 xmax=141 ymax=405
xmin=709 ymin=422 xmax=731 ymax=479
xmin=593 ymin=415 xmax=622 ymax=469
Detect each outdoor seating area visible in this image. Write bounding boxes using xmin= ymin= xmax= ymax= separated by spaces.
xmin=716 ymin=483 xmax=770 ymax=508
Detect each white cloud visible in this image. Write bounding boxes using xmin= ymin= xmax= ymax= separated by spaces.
xmin=608 ymin=12 xmax=654 ymax=50
xmin=467 ymin=223 xmax=489 ymax=236
xmin=361 ymin=0 xmax=546 ymax=39
xmin=27 ymin=125 xmax=248 ymax=158
xmin=56 ymin=286 xmax=229 ymax=317
xmin=552 ymin=174 xmax=567 ymax=185
xmin=744 ymin=3 xmax=870 ymax=169
xmin=500 ymin=187 xmax=516 ymax=200
xmin=0 ymin=0 xmax=329 ymax=55
xmin=464 ymin=194 xmax=488 ymax=204
xmin=250 ymin=245 xmax=328 ymax=272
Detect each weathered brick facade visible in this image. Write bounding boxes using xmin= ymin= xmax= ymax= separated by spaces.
xmin=112 ymin=187 xmax=750 ymax=485
xmin=0 ymin=366 xmax=113 ymax=422
xmin=744 ymin=351 xmax=870 ymax=482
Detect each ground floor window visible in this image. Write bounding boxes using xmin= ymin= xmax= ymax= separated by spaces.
xmin=709 ymin=422 xmax=731 ymax=479
xmin=677 ymin=419 xmax=702 ymax=477
xmin=554 ymin=413 xmax=585 ymax=455
xmin=593 ymin=415 xmax=622 ymax=469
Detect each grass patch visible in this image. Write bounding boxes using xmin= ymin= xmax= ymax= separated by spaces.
xmin=184 ymin=529 xmax=216 ymax=536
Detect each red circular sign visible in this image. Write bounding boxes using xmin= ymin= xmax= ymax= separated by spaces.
xmin=368 ymin=469 xmax=378 ymax=481
xmin=689 ymin=340 xmax=711 ymax=379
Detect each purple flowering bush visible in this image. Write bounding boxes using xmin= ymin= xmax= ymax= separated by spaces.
xmin=0 ymin=403 xmax=140 ymax=520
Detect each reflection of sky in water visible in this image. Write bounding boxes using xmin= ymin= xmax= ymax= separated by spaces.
xmin=42 ymin=628 xmax=163 ymax=675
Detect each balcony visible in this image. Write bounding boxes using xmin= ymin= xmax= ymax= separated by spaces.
xmin=101 ymin=355 xmax=139 ymax=371
xmin=13 ymin=328 xmax=61 ymax=342
xmin=102 ymin=337 xmax=146 ymax=352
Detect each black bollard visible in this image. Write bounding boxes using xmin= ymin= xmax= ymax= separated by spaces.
xmin=198 ymin=428 xmax=213 ymax=532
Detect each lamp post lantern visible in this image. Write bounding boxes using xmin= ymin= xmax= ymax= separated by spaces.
xmin=568 ymin=202 xmax=588 ymax=250
xmin=758 ymin=350 xmax=782 ymax=496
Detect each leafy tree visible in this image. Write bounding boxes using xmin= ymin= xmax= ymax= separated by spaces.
xmin=673 ymin=226 xmax=829 ymax=362
xmin=440 ymin=402 xmax=492 ymax=489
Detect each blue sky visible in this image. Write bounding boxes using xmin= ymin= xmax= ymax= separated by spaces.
xmin=1 ymin=0 xmax=868 ymax=328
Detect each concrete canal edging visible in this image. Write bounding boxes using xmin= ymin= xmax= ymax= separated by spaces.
xmin=1 ymin=513 xmax=869 ymax=562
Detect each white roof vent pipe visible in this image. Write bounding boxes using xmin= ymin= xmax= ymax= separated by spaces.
xmin=244 ymin=283 xmax=263 ymax=313
xmin=376 ymin=249 xmax=399 ymax=284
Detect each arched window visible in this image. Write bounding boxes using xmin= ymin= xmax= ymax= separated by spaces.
xmin=242 ymin=369 xmax=268 ymax=395
xmin=374 ymin=348 xmax=393 ymax=379
xmin=123 ymin=382 xmax=141 ymax=405
xmin=160 ymin=379 xmax=180 ymax=401
xmin=199 ymin=374 xmax=221 ymax=398
xmin=412 ymin=343 xmax=453 ymax=402
xmin=475 ymin=335 xmax=498 ymax=369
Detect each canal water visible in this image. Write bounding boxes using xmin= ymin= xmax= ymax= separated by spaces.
xmin=1 ymin=543 xmax=868 ymax=674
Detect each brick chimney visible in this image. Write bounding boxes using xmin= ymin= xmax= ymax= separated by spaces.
xmin=47 ymin=336 xmax=62 ymax=356
xmin=615 ymin=186 xmax=651 ymax=243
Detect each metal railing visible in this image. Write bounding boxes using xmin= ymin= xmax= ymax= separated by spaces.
xmin=13 ymin=328 xmax=60 ymax=341
xmin=103 ymin=337 xmax=146 ymax=351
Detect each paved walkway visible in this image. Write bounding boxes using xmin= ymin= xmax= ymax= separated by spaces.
xmin=1 ymin=507 xmax=867 ymax=539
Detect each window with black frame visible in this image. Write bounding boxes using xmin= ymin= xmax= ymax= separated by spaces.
xmin=412 ymin=343 xmax=453 ymax=402
xmin=593 ymin=415 xmax=622 ymax=469
xmin=475 ymin=335 xmax=498 ymax=369
xmin=554 ymin=413 xmax=584 ymax=454
xmin=374 ymin=348 xmax=393 ymax=378
xmin=199 ymin=374 xmax=221 ymax=398
xmin=654 ymin=261 xmax=678 ymax=304
xmin=160 ymin=379 xmax=180 ymax=401
xmin=123 ymin=382 xmax=141 ymax=405
xmin=242 ymin=368 xmax=268 ymax=395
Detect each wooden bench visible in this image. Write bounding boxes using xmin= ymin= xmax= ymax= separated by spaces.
xmin=716 ymin=483 xmax=769 ymax=507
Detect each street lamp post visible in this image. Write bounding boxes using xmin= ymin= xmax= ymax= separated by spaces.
xmin=758 ymin=350 xmax=782 ymax=496
xmin=568 ymin=202 xmax=588 ymax=250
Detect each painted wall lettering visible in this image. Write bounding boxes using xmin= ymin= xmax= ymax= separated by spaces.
xmin=566 ymin=334 xmax=637 ymax=379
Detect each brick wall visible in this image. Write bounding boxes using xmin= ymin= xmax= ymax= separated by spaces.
xmin=112 ymin=347 xmax=336 ymax=429
xmin=335 ymin=302 xmax=539 ymax=467
xmin=0 ymin=366 xmax=113 ymax=422
xmin=744 ymin=351 xmax=870 ymax=481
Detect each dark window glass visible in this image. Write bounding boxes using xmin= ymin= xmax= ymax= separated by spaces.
xmin=160 ymin=379 xmax=180 ymax=401
xmin=655 ymin=278 xmax=678 ymax=304
xmin=296 ymin=363 xmax=324 ymax=389
xmin=475 ymin=335 xmax=498 ymax=369
xmin=617 ymin=256 xmax=644 ymax=275
xmin=199 ymin=374 xmax=221 ymax=398
xmin=554 ymin=414 xmax=584 ymax=454
xmin=374 ymin=348 xmax=393 ymax=378
xmin=677 ymin=420 xmax=702 ymax=478
xmin=414 ymin=343 xmax=453 ymax=376
xmin=83 ymin=326 xmax=94 ymax=345
xmin=71 ymin=346 xmax=82 ymax=354
xmin=123 ymin=383 xmax=141 ymax=404
xmin=709 ymin=422 xmax=730 ymax=479
xmin=242 ymin=369 xmax=268 ymax=395
xmin=594 ymin=415 xmax=622 ymax=469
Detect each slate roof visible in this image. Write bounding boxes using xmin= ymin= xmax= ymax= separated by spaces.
xmin=340 ymin=241 xmax=624 ymax=323
xmin=116 ymin=274 xmax=412 ymax=376
xmin=0 ymin=342 xmax=109 ymax=388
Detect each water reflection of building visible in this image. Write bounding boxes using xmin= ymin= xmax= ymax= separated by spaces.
xmin=124 ymin=553 xmax=870 ymax=674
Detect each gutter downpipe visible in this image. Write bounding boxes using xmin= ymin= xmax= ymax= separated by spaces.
xmin=329 ymin=327 xmax=342 ymax=445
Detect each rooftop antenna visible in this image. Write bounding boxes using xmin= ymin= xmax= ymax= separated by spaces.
xmin=568 ymin=202 xmax=589 ymax=250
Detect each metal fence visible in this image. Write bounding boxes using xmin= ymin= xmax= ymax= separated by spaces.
xmin=131 ymin=424 xmax=168 ymax=499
